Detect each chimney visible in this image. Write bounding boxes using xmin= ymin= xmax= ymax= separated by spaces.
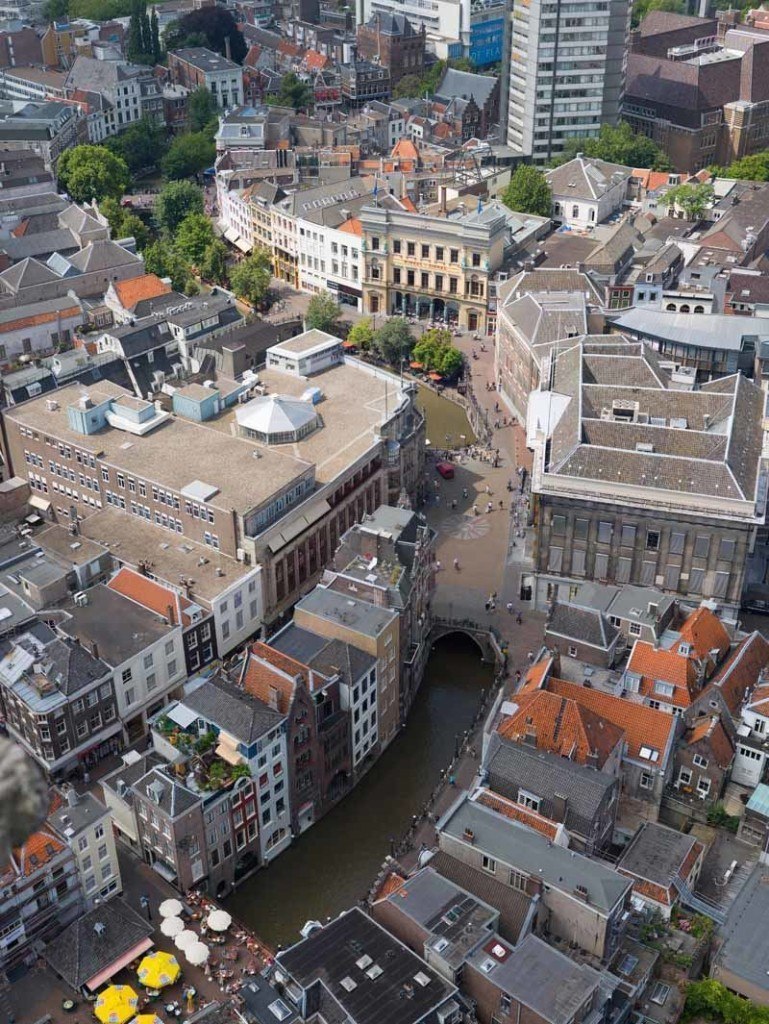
xmin=551 ymin=793 xmax=567 ymax=823
xmin=438 ymin=184 xmax=447 ymax=214
xmin=166 ymin=603 xmax=176 ymax=626
xmin=90 ymin=640 xmax=99 ymax=660
xmin=463 ymin=827 xmax=475 ymax=843
xmin=225 ymin=35 xmax=232 ymax=61
xmin=66 ymin=786 xmax=80 ymax=808
xmin=572 ymin=884 xmax=590 ymax=903
xmin=268 ymin=684 xmax=280 ymax=710
xmin=523 ymin=726 xmax=537 ymax=746
xmin=586 ymin=750 xmax=599 ymax=769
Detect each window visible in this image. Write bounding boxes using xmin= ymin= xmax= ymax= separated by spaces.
xmin=597 ymin=521 xmax=613 ymax=544
xmin=449 ymin=248 xmax=459 ymax=263
xmin=121 ymin=667 xmax=132 ymax=684
xmin=640 ymin=771 xmax=652 ymax=789
xmin=629 ymin=622 xmax=642 ymax=637
xmin=78 ymin=836 xmax=88 ymax=852
xmin=677 ymin=768 xmax=692 ymax=787
xmin=693 ymin=754 xmax=708 ymax=769
xmin=518 ymin=789 xmax=541 ymax=811
xmin=98 ymin=843 xmax=108 ymax=860
xmin=694 ymin=535 xmax=710 ymax=559
xmin=697 ymin=777 xmax=711 ymax=797
xmin=482 ymin=855 xmax=496 ymax=874
xmin=646 ymin=530 xmax=660 ymax=551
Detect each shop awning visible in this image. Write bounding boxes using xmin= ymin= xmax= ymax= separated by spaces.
xmin=215 ymin=732 xmax=244 ymax=765
xmin=152 ymin=859 xmax=177 ymax=883
xmin=85 ymin=937 xmax=154 ymax=992
xmin=223 ymin=227 xmax=240 ymax=244
xmin=234 ymin=235 xmax=251 ymax=253
xmin=28 ymin=495 xmax=51 ymax=511
xmin=167 ymin=703 xmax=198 ymax=729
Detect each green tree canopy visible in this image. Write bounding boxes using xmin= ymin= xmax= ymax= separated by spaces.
xmin=268 ymin=72 xmax=313 ymax=112
xmin=229 ymin=247 xmax=272 ymax=306
xmin=346 ymin=316 xmax=375 ymax=351
xmin=164 ymin=7 xmax=246 ymax=62
xmin=372 ymin=317 xmax=414 ymax=364
xmin=174 ymin=212 xmax=216 ymax=267
xmin=155 ymin=180 xmax=204 ymax=234
xmin=42 ymin=0 xmax=68 ymax=20
xmin=161 ymin=131 xmax=216 ymax=180
xmin=501 ymin=164 xmax=552 ymax=218
xmin=188 ymin=87 xmax=219 ymax=133
xmin=392 ymin=74 xmax=423 ymax=99
xmin=199 ymin=240 xmax=229 ymax=285
xmin=391 ymin=57 xmax=478 ymax=100
xmin=143 ymin=239 xmax=195 ymax=294
xmin=104 ymin=117 xmax=167 ymax=173
xmin=57 ymin=145 xmax=130 ymax=203
xmin=720 ymin=150 xmax=769 ymax=181
xmin=559 ymin=122 xmax=671 ymax=170
xmin=666 ymin=181 xmax=714 ymax=220
xmin=68 ymin=0 xmax=131 ymax=19
xmin=412 ymin=327 xmax=463 ymax=377
xmin=101 ymin=198 xmax=151 ymax=250
xmin=306 ymin=292 xmax=342 ymax=334
xmin=632 ymin=0 xmax=685 ymax=28
xmin=683 ymin=979 xmax=769 ymax=1024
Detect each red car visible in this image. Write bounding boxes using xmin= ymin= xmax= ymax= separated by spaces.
xmin=436 ymin=461 xmax=455 ymax=480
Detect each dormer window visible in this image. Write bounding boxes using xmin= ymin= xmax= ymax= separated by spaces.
xmin=678 ymin=642 xmax=691 ymax=657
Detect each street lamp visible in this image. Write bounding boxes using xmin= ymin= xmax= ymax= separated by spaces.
xmin=139 ymin=894 xmax=151 ymax=921
xmin=454 ymin=733 xmax=460 ymax=759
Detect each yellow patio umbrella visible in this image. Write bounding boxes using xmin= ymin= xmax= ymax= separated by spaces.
xmin=131 ymin=1017 xmax=163 ymax=1024
xmin=137 ymin=949 xmax=181 ymax=989
xmin=94 ymin=984 xmax=139 ymax=1024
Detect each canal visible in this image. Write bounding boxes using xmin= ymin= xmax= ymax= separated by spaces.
xmin=416 ymin=385 xmax=477 ymax=449
xmin=230 ymin=634 xmax=494 ymax=947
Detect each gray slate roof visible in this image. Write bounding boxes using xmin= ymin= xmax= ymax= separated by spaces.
xmin=43 ymin=896 xmax=153 ymax=991
xmin=714 ymin=865 xmax=769 ymax=995
xmin=49 ymin=789 xmax=109 ymax=837
xmin=485 ymin=735 xmax=617 ymax=834
xmin=181 ymin=675 xmax=283 ymax=745
xmin=435 ymin=68 xmax=496 ymax=108
xmin=132 ymin=766 xmax=200 ymax=817
xmin=546 ymin=602 xmax=619 ymax=650
xmin=439 ymin=794 xmax=631 ymax=914
xmin=617 ymin=821 xmax=700 ymax=886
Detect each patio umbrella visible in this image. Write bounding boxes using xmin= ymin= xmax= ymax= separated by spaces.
xmin=137 ymin=950 xmax=181 ymax=989
xmin=185 ymin=941 xmax=210 ymax=966
xmin=174 ymin=929 xmax=198 ymax=951
xmin=131 ymin=1017 xmax=163 ymax=1024
xmin=94 ymin=984 xmax=139 ymax=1024
xmin=159 ymin=898 xmax=184 ymax=918
xmin=160 ymin=916 xmax=184 ymax=937
xmin=207 ymin=909 xmax=232 ymax=932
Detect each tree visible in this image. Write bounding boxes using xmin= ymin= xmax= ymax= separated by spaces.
xmin=199 ymin=240 xmax=229 ymax=285
xmin=104 ymin=117 xmax=167 ymax=172
xmin=163 ymin=7 xmax=247 ymax=62
xmin=501 ymin=164 xmax=552 ymax=218
xmin=392 ymin=74 xmax=422 ymax=99
xmin=229 ymin=248 xmax=272 ymax=306
xmin=346 ymin=317 xmax=375 ymax=351
xmin=632 ymin=0 xmax=685 ymax=28
xmin=721 ymin=150 xmax=769 ymax=181
xmin=68 ymin=0 xmax=131 ymax=18
xmin=372 ymin=318 xmax=414 ymax=364
xmin=57 ymin=145 xmax=130 ymax=203
xmin=155 ymin=180 xmax=204 ymax=234
xmin=161 ymin=131 xmax=216 ymax=180
xmin=42 ymin=0 xmax=68 ymax=20
xmin=174 ymin=212 xmax=216 ymax=266
xmin=559 ymin=121 xmax=671 ymax=170
xmin=666 ymin=181 xmax=714 ymax=220
xmin=143 ymin=239 xmax=194 ymax=293
xmin=150 ymin=6 xmax=161 ymax=62
xmin=270 ymin=72 xmax=313 ymax=112
xmin=188 ymin=87 xmax=218 ymax=133
xmin=412 ymin=327 xmax=463 ymax=378
xmin=306 ymin=292 xmax=342 ymax=334
xmin=100 ymin=197 xmax=151 ymax=249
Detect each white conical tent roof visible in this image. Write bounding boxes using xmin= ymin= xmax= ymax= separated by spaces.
xmin=235 ymin=394 xmax=317 ymax=440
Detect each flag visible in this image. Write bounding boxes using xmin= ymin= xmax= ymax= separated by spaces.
xmin=477 ymin=196 xmax=483 ymax=214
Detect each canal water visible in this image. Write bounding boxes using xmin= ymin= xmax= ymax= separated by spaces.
xmin=230 ymin=634 xmax=493 ymax=947
xmin=416 ymin=385 xmax=477 ymax=449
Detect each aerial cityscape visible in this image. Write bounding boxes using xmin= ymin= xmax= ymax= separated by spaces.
xmin=7 ymin=0 xmax=769 ymax=1022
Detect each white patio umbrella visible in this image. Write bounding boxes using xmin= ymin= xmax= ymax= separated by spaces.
xmin=174 ymin=929 xmax=198 ymax=951
xmin=160 ymin=916 xmax=184 ymax=937
xmin=207 ymin=909 xmax=232 ymax=932
xmin=185 ymin=942 xmax=210 ymax=966
xmin=158 ymin=898 xmax=184 ymax=918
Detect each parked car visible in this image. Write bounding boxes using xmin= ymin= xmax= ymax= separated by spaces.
xmin=436 ymin=461 xmax=455 ymax=480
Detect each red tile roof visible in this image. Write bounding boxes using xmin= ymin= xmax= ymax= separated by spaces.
xmin=339 ymin=217 xmax=363 ymax=236
xmin=107 ymin=567 xmax=193 ymax=627
xmin=546 ymin=676 xmax=676 ymax=766
xmin=239 ymin=641 xmax=316 ymax=713
xmin=0 ymin=304 xmax=81 ymax=335
xmin=391 ymin=138 xmax=418 ymax=161
xmin=702 ymin=631 xmax=769 ymax=715
xmin=685 ymin=715 xmax=734 ymax=769
xmin=497 ymin=690 xmax=623 ymax=768
xmin=518 ymin=655 xmax=554 ymax=693
xmin=678 ymin=606 xmax=730 ymax=660
xmin=475 ymin=789 xmax=561 ymax=840
xmin=112 ymin=273 xmax=171 ymax=311
xmin=303 ymin=48 xmax=327 ymax=71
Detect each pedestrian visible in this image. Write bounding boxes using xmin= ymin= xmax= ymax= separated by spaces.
xmin=485 ymin=600 xmax=490 ymax=611
xmin=492 ymin=591 xmax=498 ymax=601
xmin=472 ymin=504 xmax=478 ymax=515
xmin=499 ymin=499 xmax=504 ymax=510
xmin=506 ymin=602 xmax=513 ymax=614
xmin=436 ymin=560 xmax=442 ymax=571
xmin=485 ymin=484 xmax=491 ymax=494
xmin=462 ymin=487 xmax=468 ymax=499
xmin=486 ymin=501 xmax=493 ymax=513
xmin=453 ymin=558 xmax=460 ymax=570
xmin=517 ymin=612 xmax=522 ymax=624
xmin=451 ymin=498 xmax=457 ymax=510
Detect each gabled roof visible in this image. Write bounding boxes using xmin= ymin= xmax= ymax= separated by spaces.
xmin=107 ymin=567 xmax=194 ymax=627
xmin=701 ymin=631 xmax=769 ymax=716
xmin=546 ymin=602 xmax=619 ymax=651
xmin=182 ymin=674 xmax=284 ymax=745
xmin=112 ymin=273 xmax=171 ymax=311
xmin=68 ymin=239 xmax=141 ymax=273
xmin=626 ymin=641 xmax=699 ymax=708
xmin=678 ymin=606 xmax=731 ymax=660
xmin=475 ymin=789 xmax=562 ymax=841
xmin=0 ymin=256 xmax=60 ymax=292
xmin=497 ymin=690 xmax=623 ymax=767
xmin=546 ymin=156 xmax=632 ymax=202
xmin=545 ymin=674 xmax=677 ymax=767
xmin=338 ymin=216 xmax=363 ymax=236
xmin=684 ymin=715 xmax=734 ymax=769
